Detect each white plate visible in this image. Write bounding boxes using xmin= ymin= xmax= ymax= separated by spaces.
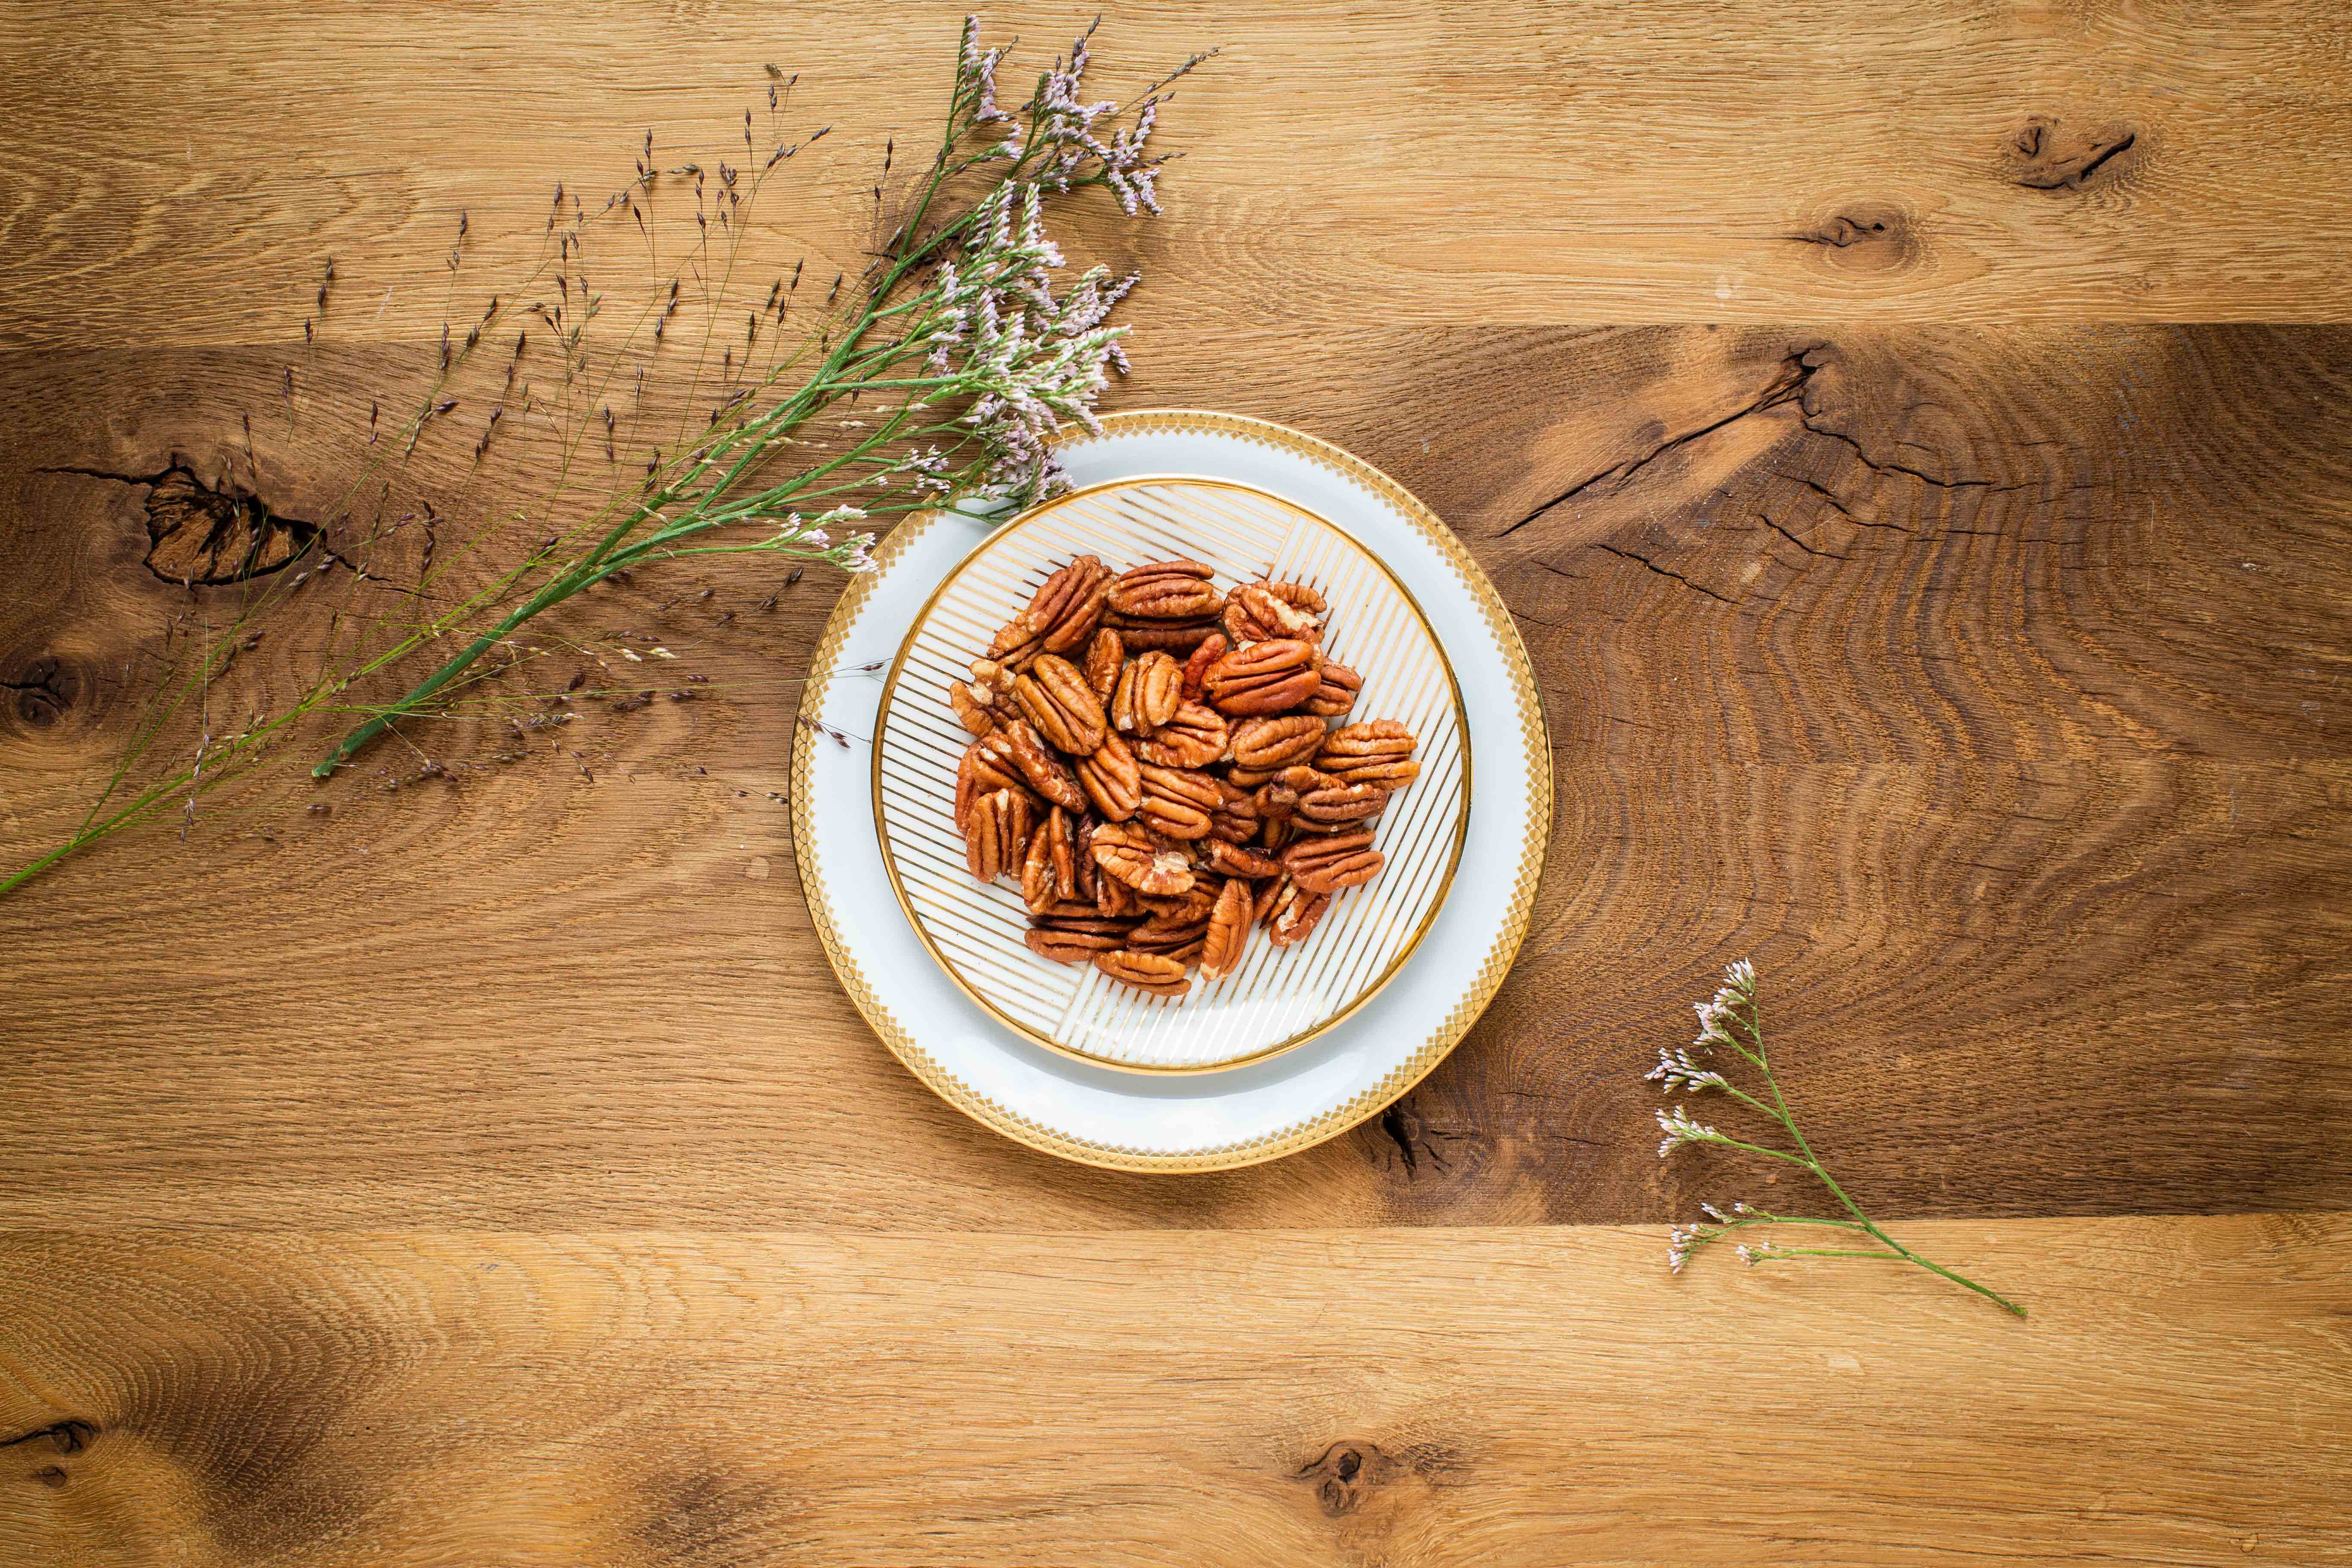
xmin=793 ymin=411 xmax=1550 ymax=1170
xmin=873 ymin=476 xmax=1470 ymax=1072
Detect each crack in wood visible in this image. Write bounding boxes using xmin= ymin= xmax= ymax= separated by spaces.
xmin=1497 ymin=356 xmax=1813 ymax=537
xmin=1587 ymin=542 xmax=1739 ymax=606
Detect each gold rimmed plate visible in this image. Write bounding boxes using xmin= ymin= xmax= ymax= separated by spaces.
xmin=793 ymin=410 xmax=1550 ymax=1170
xmin=872 ymin=478 xmax=1470 ymax=1073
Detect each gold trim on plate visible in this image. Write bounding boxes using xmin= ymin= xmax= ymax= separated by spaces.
xmin=790 ymin=410 xmax=1553 ymax=1171
xmin=868 ymin=475 xmax=1471 ymax=1075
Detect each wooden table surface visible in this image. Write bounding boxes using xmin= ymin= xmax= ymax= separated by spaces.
xmin=3 ymin=4 xmax=2349 ymax=1563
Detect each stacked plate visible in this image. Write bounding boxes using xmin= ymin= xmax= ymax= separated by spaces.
xmin=793 ymin=412 xmax=1549 ymax=1170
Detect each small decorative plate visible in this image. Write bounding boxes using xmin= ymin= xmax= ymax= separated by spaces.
xmin=873 ymin=478 xmax=1470 ymax=1072
xmin=794 ymin=411 xmax=1549 ymax=1169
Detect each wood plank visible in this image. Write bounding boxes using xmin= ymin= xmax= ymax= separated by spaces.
xmin=0 ymin=1214 xmax=2343 ymax=1566
xmin=0 ymin=324 xmax=2346 ymax=1230
xmin=6 ymin=1 xmax=2352 ymax=351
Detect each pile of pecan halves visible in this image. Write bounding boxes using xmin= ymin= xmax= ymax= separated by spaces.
xmin=947 ymin=554 xmax=1422 ymax=1002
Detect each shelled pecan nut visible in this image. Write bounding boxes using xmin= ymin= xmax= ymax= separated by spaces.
xmin=955 ymin=741 xmax=1034 ymax=833
xmin=1296 ymin=781 xmax=1390 ymax=829
xmin=1207 ymin=778 xmax=1259 ymax=845
xmin=1318 ymin=719 xmax=1419 ymax=788
xmin=1022 ymin=554 xmax=1113 ymax=655
xmin=1300 ymin=662 xmax=1363 ymax=719
xmin=963 ymin=788 xmax=1035 ymax=882
xmin=1203 ymin=638 xmax=1321 ymax=717
xmin=1089 ymin=821 xmax=1196 ymax=896
xmin=1204 ymin=839 xmax=1280 ymax=879
xmin=1094 ymin=866 xmax=1140 ymax=918
xmin=1282 ymin=827 xmax=1383 ymax=894
xmin=1257 ymin=874 xmax=1330 ymax=947
xmin=1082 ymin=627 xmax=1124 ymax=701
xmin=1137 ymin=762 xmax=1222 ymax=841
xmin=1222 ymin=580 xmax=1325 ymax=642
xmin=1199 ymin=877 xmax=1254 ymax=980
xmin=1073 ymin=731 xmax=1141 ymax=821
xmin=948 ymin=680 xmax=998 ymax=736
xmin=1024 ymin=925 xmax=1126 ymax=963
xmin=1132 ymin=700 xmax=1229 ymax=769
xmin=982 ymin=720 xmax=1088 ymax=813
xmin=1179 ymin=632 xmax=1229 ymax=701
xmin=1102 ymin=614 xmax=1221 ymax=655
xmin=1135 ymin=881 xmax=1217 ymax=925
xmin=1020 ymin=818 xmax=1060 ymax=913
xmin=1111 ymin=649 xmax=1182 ymax=735
xmin=1094 ymin=949 xmax=1192 ymax=997
xmin=1106 ymin=559 xmax=1221 ymax=620
xmin=1012 ymin=654 xmax=1107 ymax=754
xmin=1229 ymin=714 xmax=1329 ymax=771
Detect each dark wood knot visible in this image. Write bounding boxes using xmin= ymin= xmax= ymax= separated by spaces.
xmin=1295 ymin=1441 xmax=1401 ymax=1517
xmin=2007 ymin=115 xmax=2140 ymax=190
xmin=1786 ymin=200 xmax=1920 ymax=273
xmin=3 ymin=655 xmax=81 ymax=726
xmin=1 ymin=1419 xmax=97 ymax=1456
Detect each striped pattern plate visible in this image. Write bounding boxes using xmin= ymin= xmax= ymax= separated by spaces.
xmin=873 ymin=477 xmax=1470 ymax=1072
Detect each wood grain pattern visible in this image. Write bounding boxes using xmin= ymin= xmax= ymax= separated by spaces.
xmin=4 ymin=4 xmax=2351 ymax=1561
xmin=1 ymin=1216 xmax=2345 ymax=1567
xmin=6 ymin=1 xmax=2352 ymax=351
xmin=3 ymin=325 xmax=2346 ymax=1231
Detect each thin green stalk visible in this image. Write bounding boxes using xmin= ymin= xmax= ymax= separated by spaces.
xmin=1660 ymin=964 xmax=2027 ymax=1318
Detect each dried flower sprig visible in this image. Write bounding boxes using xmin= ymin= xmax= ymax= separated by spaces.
xmin=1653 ymin=961 xmax=2026 ymax=1318
xmin=311 ymin=17 xmax=1208 ymax=778
xmin=0 ymin=17 xmax=1209 ymax=900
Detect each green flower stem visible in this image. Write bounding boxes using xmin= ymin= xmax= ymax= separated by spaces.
xmin=1674 ymin=974 xmax=2028 ymax=1319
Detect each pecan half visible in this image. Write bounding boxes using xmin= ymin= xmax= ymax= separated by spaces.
xmin=1090 ymin=821 xmax=1196 ymax=896
xmin=1296 ymin=781 xmax=1389 ymax=830
xmin=1095 ymin=865 xmax=1141 ymax=918
xmin=1025 ymin=554 xmax=1114 ymax=655
xmin=1111 ymin=649 xmax=1182 ymax=735
xmin=1230 ymin=714 xmax=1329 ymax=771
xmin=1012 ymin=654 xmax=1107 ymax=755
xmin=992 ymin=556 xmax=1110 ymax=666
xmin=1081 ymin=627 xmax=1124 ymax=702
xmin=1133 ymin=701 xmax=1229 ymax=769
xmin=1137 ymin=763 xmax=1221 ymax=841
xmin=1024 ymin=897 xmax=1135 ymax=963
xmin=1283 ymin=827 xmax=1384 ymax=894
xmin=1135 ymin=882 xmax=1218 ymax=925
xmin=981 ymin=720 xmax=1087 ymax=813
xmin=1103 ymin=614 xmax=1221 ymax=655
xmin=1179 ymin=632 xmax=1229 ymax=701
xmin=1094 ymin=949 xmax=1192 ymax=998
xmin=1205 ymin=839 xmax=1280 ymax=878
xmin=1124 ymin=926 xmax=1207 ymax=963
xmin=1020 ymin=818 xmax=1061 ymax=914
xmin=948 ymin=680 xmax=998 ymax=736
xmin=955 ymin=741 xmax=1034 ymax=833
xmin=1319 ymin=719 xmax=1419 ymax=789
xmin=951 ymin=657 xmax=1018 ymax=734
xmin=1203 ymin=638 xmax=1321 ymax=717
xmin=1300 ymin=661 xmax=1363 ymax=718
xmin=1073 ymin=731 xmax=1141 ymax=821
xmin=1257 ymin=874 xmax=1330 ymax=947
xmin=963 ymin=788 xmax=1035 ymax=882
xmin=1024 ymin=925 xmax=1127 ymax=964
xmin=1222 ymin=579 xmax=1325 ymax=643
xmin=1199 ymin=877 xmax=1254 ymax=980
xmin=1106 ymin=558 xmax=1221 ymax=621
xmin=1207 ymin=777 xmax=1259 ymax=845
